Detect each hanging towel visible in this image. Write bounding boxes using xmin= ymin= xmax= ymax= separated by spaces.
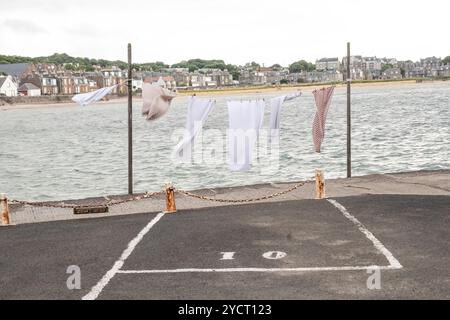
xmin=312 ymin=86 xmax=335 ymax=153
xmin=173 ymin=96 xmax=215 ymax=161
xmin=227 ymin=99 xmax=265 ymax=171
xmin=72 ymin=84 xmax=118 ymax=106
xmin=269 ymin=92 xmax=302 ymax=142
xmin=141 ymin=83 xmax=177 ymax=121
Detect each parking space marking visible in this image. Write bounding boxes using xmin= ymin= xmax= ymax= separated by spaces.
xmin=82 ymin=212 xmax=166 ymax=300
xmin=116 ymin=265 xmax=399 ymax=274
xmin=327 ymin=199 xmax=403 ymax=269
xmin=83 ymin=198 xmax=403 ymax=299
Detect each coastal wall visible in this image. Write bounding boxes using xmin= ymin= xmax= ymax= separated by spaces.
xmin=0 ymin=95 xmax=74 ymax=106
xmin=0 ymin=93 xmax=139 ymax=106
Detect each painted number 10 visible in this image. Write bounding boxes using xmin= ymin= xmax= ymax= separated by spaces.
xmin=220 ymin=251 xmax=287 ymax=260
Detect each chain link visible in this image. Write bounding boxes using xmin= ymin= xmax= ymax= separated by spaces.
xmin=7 ymin=178 xmax=314 ymax=208
xmin=9 ymin=190 xmax=164 ymax=209
xmin=176 ymin=180 xmax=312 ymax=203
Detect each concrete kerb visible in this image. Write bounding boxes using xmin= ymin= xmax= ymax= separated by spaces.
xmin=5 ymin=169 xmax=450 ymax=225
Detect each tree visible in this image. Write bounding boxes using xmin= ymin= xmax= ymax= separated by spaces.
xmin=381 ymin=64 xmax=394 ymax=72
xmin=400 ymin=67 xmax=406 ymax=78
xmin=271 ymin=64 xmax=282 ymax=71
xmin=289 ymin=60 xmax=315 ymax=73
xmin=443 ymin=56 xmax=450 ymax=65
xmin=64 ymin=64 xmax=75 ymax=71
xmin=226 ymin=64 xmax=241 ymax=80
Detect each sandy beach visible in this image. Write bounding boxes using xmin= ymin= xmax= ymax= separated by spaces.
xmin=0 ymin=79 xmax=438 ymax=111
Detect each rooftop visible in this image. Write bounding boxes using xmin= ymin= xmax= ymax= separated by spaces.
xmin=0 ymin=63 xmax=31 ymax=77
xmin=18 ymin=83 xmax=40 ymax=91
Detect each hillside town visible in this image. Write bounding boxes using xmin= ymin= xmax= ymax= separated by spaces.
xmin=1 ymin=55 xmax=449 ymax=97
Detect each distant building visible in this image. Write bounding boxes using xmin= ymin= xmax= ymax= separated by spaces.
xmin=41 ymin=77 xmax=59 ymax=95
xmin=132 ymin=78 xmax=143 ymax=91
xmin=362 ymin=57 xmax=382 ymax=71
xmin=143 ymin=75 xmax=176 ymax=89
xmin=316 ymin=58 xmax=340 ymax=71
xmin=303 ymin=70 xmax=342 ymax=83
xmin=18 ymin=83 xmax=41 ymax=96
xmin=341 ymin=55 xmax=364 ymax=70
xmin=238 ymin=69 xmax=266 ymax=85
xmin=420 ymin=56 xmax=441 ymax=69
xmin=381 ymin=68 xmax=402 ymax=80
xmin=405 ymin=67 xmax=426 ymax=78
xmin=58 ymin=76 xmax=75 ymax=95
xmin=0 ymin=75 xmax=18 ymax=96
xmin=438 ymin=65 xmax=450 ymax=77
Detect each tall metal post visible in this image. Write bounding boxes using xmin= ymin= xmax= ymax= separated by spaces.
xmin=346 ymin=42 xmax=352 ymax=178
xmin=127 ymin=43 xmax=133 ymax=194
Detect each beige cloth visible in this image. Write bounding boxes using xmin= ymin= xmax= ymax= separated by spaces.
xmin=141 ymin=83 xmax=177 ymax=121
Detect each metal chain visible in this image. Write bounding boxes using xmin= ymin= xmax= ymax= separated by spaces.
xmin=9 ymin=190 xmax=164 ymax=209
xmin=7 ymin=178 xmax=314 ymax=208
xmin=176 ymin=180 xmax=312 ymax=203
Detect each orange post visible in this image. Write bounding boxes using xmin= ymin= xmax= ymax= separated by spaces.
xmin=315 ymin=170 xmax=326 ymax=199
xmin=1 ymin=193 xmax=11 ymax=225
xmin=165 ymin=183 xmax=177 ymax=213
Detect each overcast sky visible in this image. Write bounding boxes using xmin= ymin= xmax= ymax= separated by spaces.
xmin=1 ymin=0 xmax=449 ymax=66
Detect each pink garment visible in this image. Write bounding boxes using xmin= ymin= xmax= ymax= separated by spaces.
xmin=141 ymin=83 xmax=177 ymax=121
xmin=312 ymin=86 xmax=335 ymax=153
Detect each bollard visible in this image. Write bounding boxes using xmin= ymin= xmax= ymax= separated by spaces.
xmin=315 ymin=170 xmax=326 ymax=199
xmin=0 ymin=193 xmax=11 ymax=226
xmin=164 ymin=183 xmax=177 ymax=213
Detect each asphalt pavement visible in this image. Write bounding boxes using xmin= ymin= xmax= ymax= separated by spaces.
xmin=0 ymin=194 xmax=449 ymax=299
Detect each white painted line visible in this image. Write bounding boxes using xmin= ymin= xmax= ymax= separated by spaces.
xmin=327 ymin=199 xmax=403 ymax=269
xmin=117 ymin=265 xmax=400 ymax=274
xmin=82 ymin=212 xmax=166 ymax=300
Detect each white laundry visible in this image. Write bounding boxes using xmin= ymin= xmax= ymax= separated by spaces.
xmin=141 ymin=83 xmax=177 ymax=121
xmin=227 ymin=99 xmax=265 ymax=172
xmin=173 ymin=96 xmax=215 ymax=162
xmin=72 ymin=84 xmax=118 ymax=106
xmin=269 ymin=92 xmax=302 ymax=142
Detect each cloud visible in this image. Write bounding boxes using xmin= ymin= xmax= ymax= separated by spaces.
xmin=3 ymin=19 xmax=47 ymax=35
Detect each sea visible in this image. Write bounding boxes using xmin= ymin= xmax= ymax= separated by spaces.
xmin=1 ymin=82 xmax=449 ymax=201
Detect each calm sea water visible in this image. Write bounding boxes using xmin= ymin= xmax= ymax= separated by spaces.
xmin=1 ymin=82 xmax=449 ymax=201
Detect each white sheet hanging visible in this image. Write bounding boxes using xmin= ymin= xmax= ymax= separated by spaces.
xmin=72 ymin=84 xmax=118 ymax=106
xmin=227 ymin=99 xmax=265 ymax=172
xmin=173 ymin=96 xmax=215 ymax=162
xmin=269 ymin=92 xmax=302 ymax=142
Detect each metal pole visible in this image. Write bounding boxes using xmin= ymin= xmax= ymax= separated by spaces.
xmin=128 ymin=43 xmax=133 ymax=194
xmin=346 ymin=42 xmax=352 ymax=178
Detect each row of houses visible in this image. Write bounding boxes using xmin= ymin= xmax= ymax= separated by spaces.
xmin=0 ymin=62 xmax=239 ymax=97
xmin=1 ymin=56 xmax=449 ymax=96
xmin=315 ymin=56 xmax=450 ymax=80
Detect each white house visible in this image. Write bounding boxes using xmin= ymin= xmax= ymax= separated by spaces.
xmin=132 ymin=78 xmax=143 ymax=91
xmin=18 ymin=83 xmax=42 ymax=96
xmin=0 ymin=75 xmax=18 ymax=97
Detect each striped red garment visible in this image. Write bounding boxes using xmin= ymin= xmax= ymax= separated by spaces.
xmin=312 ymin=86 xmax=335 ymax=153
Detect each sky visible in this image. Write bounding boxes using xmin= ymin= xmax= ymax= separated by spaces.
xmin=1 ymin=0 xmax=449 ymax=66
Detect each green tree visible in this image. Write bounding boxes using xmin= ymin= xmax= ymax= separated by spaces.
xmin=64 ymin=64 xmax=75 ymax=71
xmin=289 ymin=60 xmax=315 ymax=73
xmin=381 ymin=64 xmax=394 ymax=72
xmin=270 ymin=64 xmax=282 ymax=71
xmin=225 ymin=64 xmax=241 ymax=80
xmin=442 ymin=56 xmax=450 ymax=65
